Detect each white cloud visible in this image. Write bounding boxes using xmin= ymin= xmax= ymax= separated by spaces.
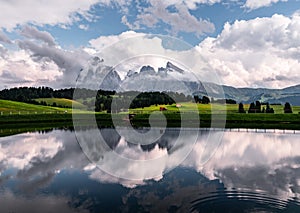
xmin=0 ymin=49 xmax=62 ymax=89
xmin=182 ymin=0 xmax=222 ymax=9
xmin=78 ymin=24 xmax=89 ymax=31
xmin=88 ymin=31 xmax=219 ymax=84
xmin=196 ymin=13 xmax=300 ymax=88
xmin=0 ymin=134 xmax=63 ymax=170
xmin=89 ymin=31 xmax=146 ymax=51
xmin=0 ymin=0 xmax=105 ymax=30
xmin=126 ymin=0 xmax=215 ymax=36
xmin=244 ymin=0 xmax=288 ymax=10
xmin=17 ymin=38 xmax=91 ymax=88
xmin=0 ymin=25 xmax=94 ymax=89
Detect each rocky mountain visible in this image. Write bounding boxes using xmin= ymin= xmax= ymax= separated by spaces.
xmin=84 ymin=57 xmax=300 ymax=105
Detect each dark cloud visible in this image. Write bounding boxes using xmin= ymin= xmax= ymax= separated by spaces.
xmin=0 ymin=31 xmax=11 ymax=44
xmin=17 ymin=39 xmax=91 ymax=87
xmin=0 ymin=70 xmax=33 ymax=84
xmin=0 ymin=45 xmax=8 ymax=58
xmin=20 ymin=25 xmax=56 ymax=46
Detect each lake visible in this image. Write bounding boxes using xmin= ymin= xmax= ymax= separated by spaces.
xmin=0 ymin=128 xmax=300 ymax=212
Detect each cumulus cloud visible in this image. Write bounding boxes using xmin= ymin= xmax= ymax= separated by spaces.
xmin=196 ymin=13 xmax=300 ymax=88
xmin=2 ymin=8 xmax=300 ymax=89
xmin=17 ymin=39 xmax=91 ymax=87
xmin=20 ymin=25 xmax=56 ymax=46
xmin=0 ymin=0 xmax=108 ymax=30
xmin=88 ymin=31 xmax=220 ymax=85
xmin=244 ymin=0 xmax=288 ymax=10
xmin=0 ymin=26 xmax=92 ymax=89
xmin=124 ymin=0 xmax=215 ymax=36
xmin=0 ymin=49 xmax=62 ymax=89
xmin=88 ymin=12 xmax=300 ymax=89
xmin=89 ymin=31 xmax=147 ymax=51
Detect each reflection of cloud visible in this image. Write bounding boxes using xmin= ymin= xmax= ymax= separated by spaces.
xmin=184 ymin=132 xmax=300 ymax=201
xmin=0 ymin=189 xmax=88 ymax=213
xmin=121 ymin=168 xmax=223 ymax=212
xmin=1 ymin=128 xmax=300 ymax=206
xmin=76 ymin=128 xmax=200 ymax=181
xmin=0 ymin=130 xmax=91 ymax=192
xmin=0 ymin=133 xmax=63 ymax=170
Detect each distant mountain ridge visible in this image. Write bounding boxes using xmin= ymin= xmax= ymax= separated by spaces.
xmin=82 ymin=57 xmax=300 ymax=105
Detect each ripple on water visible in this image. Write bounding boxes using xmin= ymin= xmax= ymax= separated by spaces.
xmin=190 ymin=188 xmax=300 ymax=213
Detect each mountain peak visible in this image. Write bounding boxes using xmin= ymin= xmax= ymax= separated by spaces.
xmin=166 ymin=62 xmax=184 ymax=73
xmin=140 ymin=65 xmax=156 ymax=75
xmin=90 ymin=56 xmax=104 ymax=66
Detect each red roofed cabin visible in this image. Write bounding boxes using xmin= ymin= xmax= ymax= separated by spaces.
xmin=160 ymin=107 xmax=167 ymax=111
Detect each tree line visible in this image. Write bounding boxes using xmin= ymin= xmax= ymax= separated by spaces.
xmin=238 ymin=101 xmax=293 ymax=114
xmin=0 ymin=87 xmax=99 ymax=102
xmin=0 ymin=87 xmax=196 ymax=112
xmin=95 ymin=91 xmax=194 ymax=112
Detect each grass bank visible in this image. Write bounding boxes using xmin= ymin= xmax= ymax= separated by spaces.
xmin=1 ymin=100 xmax=300 ymax=134
xmin=1 ymin=113 xmax=300 ymax=132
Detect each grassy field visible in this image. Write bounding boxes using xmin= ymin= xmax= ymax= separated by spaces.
xmin=0 ymin=99 xmax=92 ymax=115
xmin=130 ymin=103 xmax=300 ymax=114
xmin=0 ymin=99 xmax=68 ymax=114
xmin=1 ymin=100 xmax=300 ymax=133
xmin=35 ymin=98 xmax=86 ymax=109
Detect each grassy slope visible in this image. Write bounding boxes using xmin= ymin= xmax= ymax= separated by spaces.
xmin=35 ymin=98 xmax=86 ymax=109
xmin=0 ymin=99 xmax=92 ymax=115
xmin=0 ymin=99 xmax=65 ymax=114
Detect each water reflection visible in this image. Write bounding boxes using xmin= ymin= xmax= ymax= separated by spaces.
xmin=0 ymin=128 xmax=300 ymax=212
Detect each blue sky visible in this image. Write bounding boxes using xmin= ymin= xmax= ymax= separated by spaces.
xmin=29 ymin=0 xmax=300 ymax=47
xmin=0 ymin=0 xmax=300 ymax=89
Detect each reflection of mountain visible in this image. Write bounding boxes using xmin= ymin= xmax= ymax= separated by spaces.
xmin=85 ymin=57 xmax=300 ymax=105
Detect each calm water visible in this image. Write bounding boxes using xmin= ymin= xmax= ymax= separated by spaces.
xmin=0 ymin=128 xmax=300 ymax=212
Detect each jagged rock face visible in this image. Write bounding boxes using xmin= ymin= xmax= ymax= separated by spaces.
xmin=80 ymin=57 xmax=300 ymax=105
xmin=140 ymin=65 xmax=156 ymax=75
xmin=166 ymin=61 xmax=184 ymax=73
xmin=77 ymin=56 xmax=121 ymax=91
xmin=99 ymin=69 xmax=121 ymax=91
xmin=119 ymin=62 xmax=194 ymax=94
xmin=126 ymin=70 xmax=138 ymax=78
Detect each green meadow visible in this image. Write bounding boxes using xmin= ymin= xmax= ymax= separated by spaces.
xmin=0 ymin=99 xmax=92 ymax=115
xmin=130 ymin=102 xmax=300 ymax=114
xmin=1 ymin=99 xmax=300 ymax=133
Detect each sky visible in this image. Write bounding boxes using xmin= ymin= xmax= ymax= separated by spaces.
xmin=0 ymin=0 xmax=299 ymax=89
